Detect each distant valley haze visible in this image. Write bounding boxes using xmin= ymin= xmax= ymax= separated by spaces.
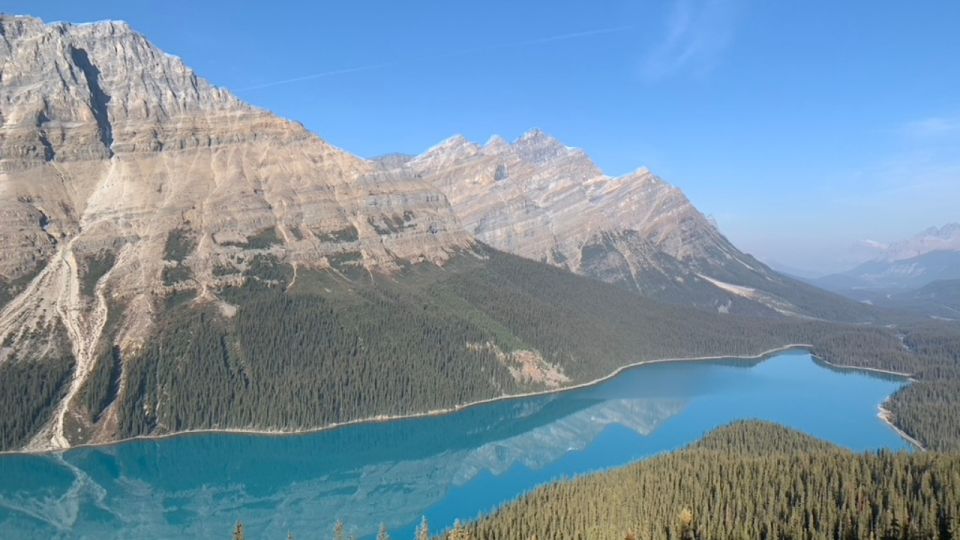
xmin=8 ymin=0 xmax=959 ymax=275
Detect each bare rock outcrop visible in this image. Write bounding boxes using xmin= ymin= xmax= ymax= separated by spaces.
xmin=0 ymin=15 xmax=472 ymax=450
xmin=406 ymin=130 xmax=853 ymax=318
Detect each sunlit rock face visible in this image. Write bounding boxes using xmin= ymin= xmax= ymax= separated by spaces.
xmin=0 ymin=15 xmax=870 ymax=453
xmin=406 ymin=131 xmax=860 ymax=319
xmin=0 ymin=15 xmax=470 ymax=301
xmin=0 ymin=15 xmax=472 ymax=451
xmin=408 ymin=131 xmax=727 ymax=267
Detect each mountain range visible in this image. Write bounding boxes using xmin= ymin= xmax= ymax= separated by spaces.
xmin=399 ymin=131 xmax=867 ymax=319
xmin=0 ymin=15 xmax=879 ymax=452
xmin=863 ymin=223 xmax=960 ymax=262
xmin=807 ymin=224 xmax=960 ymax=318
xmin=813 ymin=250 xmax=960 ymax=293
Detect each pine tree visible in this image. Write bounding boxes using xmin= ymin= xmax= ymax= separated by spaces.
xmin=448 ymin=520 xmax=470 ymax=540
xmin=415 ymin=516 xmax=430 ymax=540
xmin=334 ymin=519 xmax=345 ymax=540
xmin=377 ymin=523 xmax=391 ymax=540
xmin=678 ymin=507 xmax=695 ymax=540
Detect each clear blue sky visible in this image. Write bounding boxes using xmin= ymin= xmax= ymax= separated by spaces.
xmin=10 ymin=1 xmax=960 ymax=274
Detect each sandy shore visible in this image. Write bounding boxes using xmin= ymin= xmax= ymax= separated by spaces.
xmin=877 ymin=406 xmax=926 ymax=451
xmin=3 ymin=342 xmax=920 ymax=455
xmin=810 ymin=354 xmax=915 ymax=380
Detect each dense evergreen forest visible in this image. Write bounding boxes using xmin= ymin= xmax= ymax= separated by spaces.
xmin=0 ymin=322 xmax=74 ymax=450
xmin=3 ymin=245 xmax=958 ymax=453
xmin=234 ymin=422 xmax=960 ymax=539
xmin=111 ymin=248 xmax=793 ymax=440
xmin=460 ymin=421 xmax=960 ymax=540
xmin=103 ymin=247 xmax=960 ymax=453
xmin=0 ymin=352 xmax=73 ymax=450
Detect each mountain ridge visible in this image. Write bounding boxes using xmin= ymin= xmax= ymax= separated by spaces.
xmin=0 ymin=15 xmax=883 ymax=452
xmin=0 ymin=14 xmax=474 ymax=451
xmin=870 ymin=223 xmax=960 ymax=262
xmin=404 ymin=130 xmax=874 ymax=321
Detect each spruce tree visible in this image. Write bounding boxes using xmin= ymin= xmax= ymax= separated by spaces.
xmin=415 ymin=516 xmax=430 ymax=540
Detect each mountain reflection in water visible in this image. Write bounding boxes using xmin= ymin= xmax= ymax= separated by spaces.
xmin=0 ymin=352 xmax=908 ymax=539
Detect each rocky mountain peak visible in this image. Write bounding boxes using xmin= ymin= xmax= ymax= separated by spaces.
xmin=0 ymin=15 xmax=477 ymax=451
xmin=0 ymin=15 xmax=876 ymax=453
xmin=0 ymin=14 xmax=49 ymax=39
xmin=417 ymin=134 xmax=479 ymax=164
xmin=407 ymin=130 xmax=839 ymax=317
xmin=512 ymin=128 xmax=582 ymax=165
xmin=878 ymin=222 xmax=960 ymax=262
xmin=482 ymin=135 xmax=509 ymax=153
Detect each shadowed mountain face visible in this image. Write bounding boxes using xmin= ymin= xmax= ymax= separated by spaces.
xmin=404 ymin=132 xmax=873 ymax=321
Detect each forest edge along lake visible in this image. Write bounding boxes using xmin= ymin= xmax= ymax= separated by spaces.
xmin=0 ymin=348 xmax=913 ymax=539
xmin=2 ymin=344 xmax=815 ymax=456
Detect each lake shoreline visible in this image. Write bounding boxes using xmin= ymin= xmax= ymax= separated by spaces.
xmin=809 ymin=354 xmax=924 ymax=451
xmin=877 ymin=406 xmax=926 ymax=451
xmin=809 ymin=354 xmax=915 ymax=380
xmin=3 ymin=342 xmax=915 ymax=456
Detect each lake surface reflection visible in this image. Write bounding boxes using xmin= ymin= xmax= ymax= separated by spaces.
xmin=0 ymin=351 xmax=909 ymax=539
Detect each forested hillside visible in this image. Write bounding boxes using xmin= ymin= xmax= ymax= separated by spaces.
xmin=111 ymin=248 xmax=797 ymax=442
xmin=3 ymin=14 xmax=958 ymax=457
xmin=462 ymin=421 xmax=960 ymax=540
xmin=4 ymin=244 xmax=960 ymax=453
xmin=76 ymin=247 xmax=960 ymax=453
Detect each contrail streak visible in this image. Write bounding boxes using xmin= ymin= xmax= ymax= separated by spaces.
xmin=236 ymin=25 xmax=634 ymax=91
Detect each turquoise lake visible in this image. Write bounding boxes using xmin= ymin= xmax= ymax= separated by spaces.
xmin=0 ymin=350 xmax=910 ymax=539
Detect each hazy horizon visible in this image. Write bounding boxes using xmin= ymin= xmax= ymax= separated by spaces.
xmin=8 ymin=0 xmax=959 ymax=274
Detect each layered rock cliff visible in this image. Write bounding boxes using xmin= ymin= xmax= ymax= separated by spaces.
xmin=0 ymin=15 xmax=871 ymax=453
xmin=0 ymin=15 xmax=471 ymax=451
xmin=405 ymin=131 xmax=866 ymax=319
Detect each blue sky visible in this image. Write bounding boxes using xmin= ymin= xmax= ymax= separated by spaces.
xmin=11 ymin=1 xmax=960 ymax=274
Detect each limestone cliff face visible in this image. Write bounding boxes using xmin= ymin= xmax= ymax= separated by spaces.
xmin=0 ymin=15 xmax=867 ymax=452
xmin=408 ymin=131 xmax=727 ymax=265
xmin=407 ymin=131 xmax=839 ymax=317
xmin=0 ymin=15 xmax=471 ymax=450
